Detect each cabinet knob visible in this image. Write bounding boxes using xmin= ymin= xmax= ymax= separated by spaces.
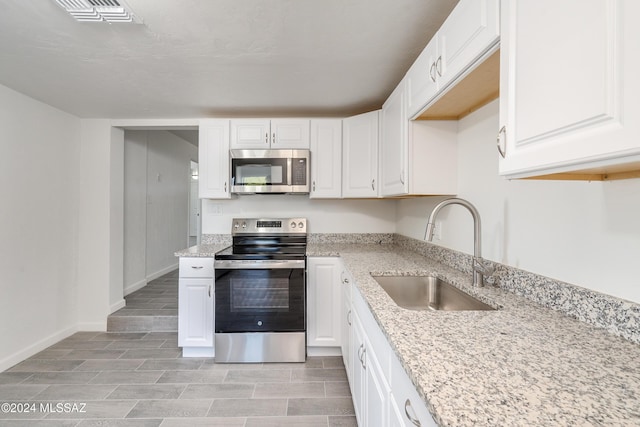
xmin=497 ymin=126 xmax=507 ymax=158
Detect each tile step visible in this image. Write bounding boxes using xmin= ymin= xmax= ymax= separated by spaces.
xmin=107 ymin=315 xmax=178 ymax=333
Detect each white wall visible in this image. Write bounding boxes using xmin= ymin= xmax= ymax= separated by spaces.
xmin=397 ymin=100 xmax=640 ymax=304
xmin=77 ymin=120 xmax=125 ymax=327
xmin=0 ymin=84 xmax=81 ymax=370
xmin=202 ymin=197 xmax=396 ymax=235
xmin=123 ymin=131 xmax=147 ymax=293
xmin=124 ymin=130 xmax=197 ymax=293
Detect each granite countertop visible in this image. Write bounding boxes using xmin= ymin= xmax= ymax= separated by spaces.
xmin=174 ymin=243 xmax=229 ymax=257
xmin=176 ymin=241 xmax=640 ymax=425
xmin=307 ymin=243 xmax=640 ymax=427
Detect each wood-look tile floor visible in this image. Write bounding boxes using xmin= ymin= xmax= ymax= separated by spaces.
xmin=1 ymin=270 xmax=356 ymax=426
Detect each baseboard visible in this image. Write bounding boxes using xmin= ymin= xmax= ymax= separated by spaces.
xmin=182 ymin=347 xmax=215 ymax=358
xmin=76 ymin=321 xmax=107 ymax=332
xmin=307 ymin=346 xmax=342 ymax=357
xmin=0 ymin=325 xmax=77 ymax=372
xmin=146 ymin=263 xmax=179 ymax=282
xmin=124 ymin=278 xmax=147 ymax=297
xmin=110 ymin=299 xmax=126 ymax=314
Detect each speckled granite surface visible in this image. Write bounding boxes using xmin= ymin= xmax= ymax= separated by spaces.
xmin=174 ymin=243 xmax=229 ymax=257
xmin=308 ymin=242 xmax=640 ymax=426
xmin=393 ymin=235 xmax=640 ymax=345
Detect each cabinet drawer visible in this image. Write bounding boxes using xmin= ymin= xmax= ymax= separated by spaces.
xmin=179 ymin=257 xmax=214 ymax=278
xmin=391 ymin=353 xmax=437 ymax=427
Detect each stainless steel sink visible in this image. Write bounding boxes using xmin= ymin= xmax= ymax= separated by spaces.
xmin=372 ymin=276 xmax=496 ymax=311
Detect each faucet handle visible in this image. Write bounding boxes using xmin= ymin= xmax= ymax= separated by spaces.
xmin=473 ymin=257 xmax=495 ymax=277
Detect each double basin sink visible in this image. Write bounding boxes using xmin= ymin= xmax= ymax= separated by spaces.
xmin=372 ymin=276 xmax=495 ymax=311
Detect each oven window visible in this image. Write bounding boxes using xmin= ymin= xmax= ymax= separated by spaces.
xmin=230 ymin=277 xmax=289 ymax=311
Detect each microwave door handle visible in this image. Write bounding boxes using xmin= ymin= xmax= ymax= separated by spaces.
xmin=287 ymin=157 xmax=292 ymax=186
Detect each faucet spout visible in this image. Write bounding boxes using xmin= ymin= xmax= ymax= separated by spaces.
xmin=424 ymin=198 xmax=492 ymax=287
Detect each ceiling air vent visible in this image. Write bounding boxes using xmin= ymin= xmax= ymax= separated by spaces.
xmin=54 ymin=0 xmax=142 ymax=23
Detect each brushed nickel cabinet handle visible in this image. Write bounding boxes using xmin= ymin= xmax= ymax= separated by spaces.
xmin=497 ymin=126 xmax=507 ymax=158
xmin=429 ymin=62 xmax=436 ymax=82
xmin=435 ymin=56 xmax=442 ymax=77
xmin=405 ymin=399 xmax=421 ymax=426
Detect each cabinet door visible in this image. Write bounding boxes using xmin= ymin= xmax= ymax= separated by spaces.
xmin=230 ymin=119 xmax=270 ymax=149
xmin=178 ymin=278 xmax=213 ymax=348
xmin=342 ymin=111 xmax=379 ymax=198
xmin=499 ymin=0 xmax=640 ymax=178
xmin=406 ymin=37 xmax=439 ymax=118
xmin=351 ymin=311 xmax=367 ymax=426
xmin=381 ymin=81 xmax=408 ymax=196
xmin=307 ymin=257 xmax=342 ymax=347
xmin=390 ymin=353 xmax=438 ymax=427
xmin=341 ymin=269 xmax=353 ymax=382
xmin=310 ymin=119 xmax=342 ymax=198
xmin=271 ymin=119 xmax=310 ymax=149
xmin=198 ymin=119 xmax=230 ymax=199
xmin=437 ymin=0 xmax=499 ymax=88
xmin=364 ymin=337 xmax=390 ymax=427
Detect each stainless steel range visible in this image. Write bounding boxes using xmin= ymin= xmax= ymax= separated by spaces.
xmin=214 ymin=218 xmax=307 ymax=363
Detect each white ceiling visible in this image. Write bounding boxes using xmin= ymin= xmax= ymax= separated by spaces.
xmin=0 ymin=0 xmax=458 ymax=119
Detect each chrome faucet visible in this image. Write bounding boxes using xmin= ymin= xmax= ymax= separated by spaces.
xmin=425 ymin=198 xmax=494 ymax=287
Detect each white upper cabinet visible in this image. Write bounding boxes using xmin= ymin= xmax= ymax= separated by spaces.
xmin=407 ymin=0 xmax=500 ymax=119
xmin=498 ymin=0 xmax=640 ymax=180
xmin=198 ymin=119 xmax=231 ymax=199
xmin=381 ymin=80 xmax=458 ymax=197
xmin=230 ymin=119 xmax=310 ymax=149
xmin=381 ymin=80 xmax=408 ymax=196
xmin=310 ymin=119 xmax=342 ymax=198
xmin=342 ymin=111 xmax=379 ymax=198
xmin=407 ymin=38 xmax=439 ymax=118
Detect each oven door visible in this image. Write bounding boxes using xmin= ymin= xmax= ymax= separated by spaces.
xmin=214 ymin=260 xmax=305 ymax=333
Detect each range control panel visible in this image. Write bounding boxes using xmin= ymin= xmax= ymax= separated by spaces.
xmin=232 ymin=218 xmax=307 ymax=235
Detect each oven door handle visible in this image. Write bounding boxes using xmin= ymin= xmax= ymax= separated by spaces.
xmin=214 ymin=259 xmax=306 ymax=269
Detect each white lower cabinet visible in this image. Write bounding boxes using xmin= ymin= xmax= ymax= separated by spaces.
xmin=341 ymin=267 xmax=353 ymax=383
xmin=178 ymin=257 xmax=214 ymax=357
xmin=352 ymin=308 xmax=391 ymax=427
xmin=390 ymin=354 xmax=438 ymax=427
xmin=347 ymin=282 xmax=437 ymax=427
xmin=307 ymin=257 xmax=342 ymax=350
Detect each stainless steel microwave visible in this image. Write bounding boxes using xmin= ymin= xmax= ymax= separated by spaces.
xmin=230 ymin=149 xmax=310 ymax=194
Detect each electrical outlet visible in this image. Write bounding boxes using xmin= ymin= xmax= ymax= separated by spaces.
xmin=208 ymin=203 xmax=223 ymax=216
xmin=433 ymin=221 xmax=443 ymax=241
